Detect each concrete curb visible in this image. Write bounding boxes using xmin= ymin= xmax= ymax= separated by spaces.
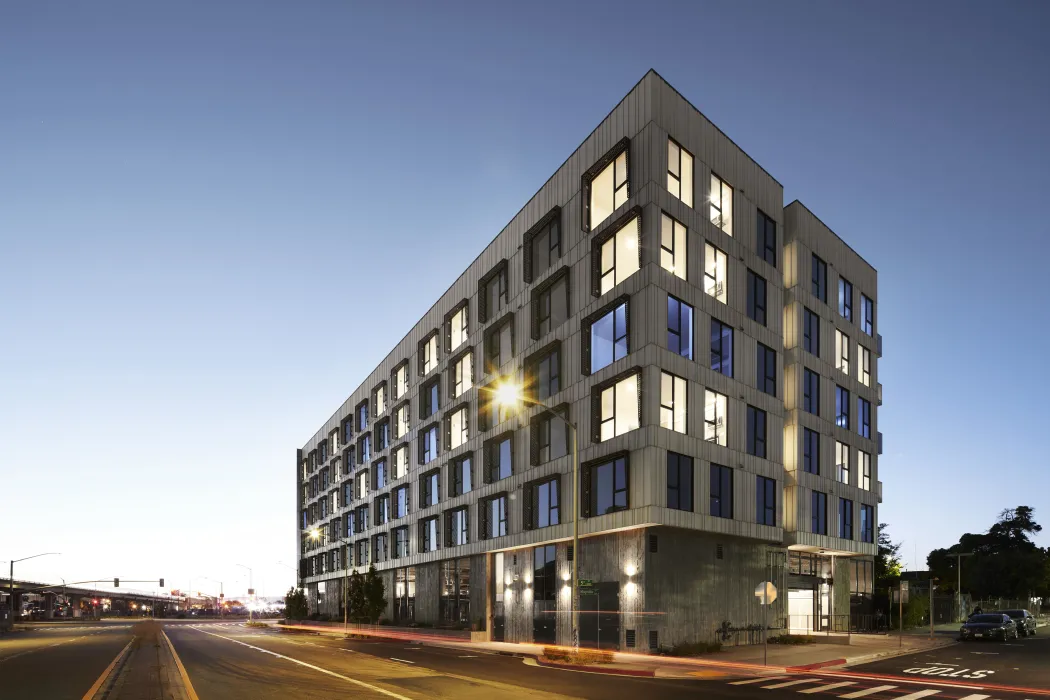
xmin=788 ymin=658 xmax=848 ymax=671
xmin=527 ymin=657 xmax=656 ymax=677
xmin=839 ymin=639 xmax=957 ymax=668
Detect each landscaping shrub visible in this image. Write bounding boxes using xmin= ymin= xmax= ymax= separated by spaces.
xmin=542 ymin=646 xmax=614 ymax=664
xmin=659 ymin=641 xmax=723 ymax=656
xmin=768 ymin=634 xmax=815 ymax=645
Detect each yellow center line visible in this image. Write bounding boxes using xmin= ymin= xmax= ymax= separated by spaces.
xmin=81 ymin=638 xmax=135 ymax=700
xmin=161 ymin=630 xmax=200 ymax=700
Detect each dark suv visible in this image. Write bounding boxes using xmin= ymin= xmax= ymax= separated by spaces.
xmin=1001 ymin=609 xmax=1038 ymax=636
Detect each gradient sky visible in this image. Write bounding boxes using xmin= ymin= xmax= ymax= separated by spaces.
xmin=2 ymin=1 xmax=1047 ymax=596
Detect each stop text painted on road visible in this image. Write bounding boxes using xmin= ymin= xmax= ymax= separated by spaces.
xmin=903 ymin=666 xmax=995 ymax=679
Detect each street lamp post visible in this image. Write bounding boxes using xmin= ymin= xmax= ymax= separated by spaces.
xmin=489 ymin=381 xmax=580 ymax=653
xmin=310 ymin=529 xmax=350 ymax=637
xmin=7 ymin=553 xmax=60 ymax=629
xmin=236 ymin=564 xmax=254 ymax=623
xmin=954 ymin=552 xmax=974 ymax=622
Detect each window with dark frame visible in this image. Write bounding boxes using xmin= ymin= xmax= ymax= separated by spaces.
xmin=756 ymin=210 xmax=777 ymax=267
xmin=711 ymin=318 xmax=733 ymax=377
xmin=666 ymin=452 xmax=693 ymax=512
xmin=582 ymin=138 xmax=629 ymax=232
xmin=394 ymin=484 xmax=409 ymax=519
xmin=594 ymin=370 xmax=640 ymax=442
xmin=709 ymin=173 xmax=733 ymax=235
xmin=666 ymin=138 xmax=693 ymax=206
xmin=484 ymin=433 xmax=513 ymax=483
xmin=394 ymin=525 xmax=409 ymax=558
xmin=803 ymin=308 xmax=820 ymax=357
xmin=710 ymin=464 xmax=733 ymax=519
xmin=757 ymin=343 xmax=777 ymax=396
xmin=812 ymin=254 xmax=827 ymax=303
xmin=484 ymin=315 xmax=514 ymax=374
xmin=584 ymin=454 xmax=628 ymax=517
xmin=861 ymin=294 xmax=874 ymax=336
xmin=446 ymin=301 xmax=469 ymax=354
xmin=531 ymin=407 xmax=568 ymax=465
xmin=839 ymin=498 xmax=854 ymax=540
xmin=447 ymin=506 xmax=469 ymax=546
xmin=747 ymin=269 xmax=767 ymax=326
xmin=860 ymin=504 xmax=875 ymax=543
xmin=858 ymin=397 xmax=871 ymax=438
xmin=812 ymin=491 xmax=828 ymax=535
xmin=667 ymin=295 xmax=693 ymax=359
xmin=757 ymin=476 xmax=776 ymax=526
xmin=419 ymin=331 xmax=439 ymax=376
xmin=450 ymin=453 xmax=473 ymax=497
xmin=532 ymin=269 xmax=568 ymax=339
xmin=527 ymin=344 xmax=560 ymax=401
xmin=803 ymin=428 xmax=820 ymax=475
xmin=420 ymin=423 xmax=439 ymax=464
xmin=481 ymin=494 xmax=508 ymax=539
xmin=660 ymin=213 xmax=687 ymax=280
xmin=523 ymin=208 xmax=562 ymax=283
xmin=357 ymin=401 xmax=369 ymax=431
xmin=595 ymin=210 xmax=641 ymax=296
xmin=420 ymin=377 xmax=440 ymax=419
xmin=839 ymin=277 xmax=853 ymax=321
xmin=584 ymin=298 xmax=628 ymax=375
xmin=480 ymin=263 xmax=508 ymax=323
xmin=420 ymin=516 xmax=440 ymax=553
xmin=420 ymin=468 xmax=440 ymax=508
xmin=836 ymin=385 xmax=851 ymax=429
xmin=746 ymin=405 xmax=767 ymax=458
xmin=804 ymin=368 xmax=820 ymax=415
xmin=526 ymin=477 xmax=560 ymax=529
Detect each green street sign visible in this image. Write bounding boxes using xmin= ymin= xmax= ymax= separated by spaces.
xmin=578 ymin=579 xmax=594 ymax=588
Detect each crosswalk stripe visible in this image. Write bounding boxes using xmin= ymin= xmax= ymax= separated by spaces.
xmin=763 ymin=679 xmax=820 ymax=690
xmin=731 ymin=676 xmax=791 ymax=685
xmin=839 ymin=685 xmax=899 ymax=699
xmin=891 ymin=691 xmax=942 ymax=700
xmin=953 ymin=696 xmax=989 ymax=700
xmin=799 ymin=682 xmax=857 ymax=694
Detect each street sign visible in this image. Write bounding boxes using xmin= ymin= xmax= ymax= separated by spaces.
xmin=113 ymin=578 xmax=119 ymax=588
xmin=248 ymin=588 xmax=255 ymax=596
xmin=159 ymin=578 xmax=164 ymax=587
xmin=578 ymin=579 xmax=594 ymax=588
xmin=900 ymin=581 xmax=910 ymax=604
xmin=755 ymin=581 xmax=777 ymax=605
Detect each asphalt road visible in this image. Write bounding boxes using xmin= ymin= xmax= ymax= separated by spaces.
xmin=0 ymin=623 xmax=133 ymax=700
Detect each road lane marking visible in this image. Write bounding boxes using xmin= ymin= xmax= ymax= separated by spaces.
xmin=192 ymin=628 xmax=413 ymax=699
xmin=459 ymin=655 xmax=478 ymax=658
xmin=161 ymin=630 xmax=200 ymax=700
xmin=80 ymin=638 xmax=135 ymax=700
xmin=0 ymin=636 xmax=86 ymax=663
xmin=799 ymin=682 xmax=857 ymax=694
xmin=763 ymin=679 xmax=820 ymax=689
xmin=954 ymin=695 xmax=990 ymax=700
xmin=892 ymin=691 xmax=942 ymax=700
xmin=839 ymin=685 xmax=899 ymax=698
xmin=389 ymin=657 xmax=416 ymax=664
xmin=731 ymin=676 xmax=791 ymax=685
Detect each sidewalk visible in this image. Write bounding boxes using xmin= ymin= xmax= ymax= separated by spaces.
xmin=274 ymin=621 xmax=954 ymax=679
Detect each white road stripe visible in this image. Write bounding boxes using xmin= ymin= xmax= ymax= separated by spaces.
xmin=731 ymin=676 xmax=791 ymax=685
xmin=763 ymin=679 xmax=820 ymax=689
xmin=840 ymin=686 xmax=899 ymax=699
xmin=459 ymin=655 xmax=478 ymax=658
xmin=890 ymin=690 xmax=941 ymax=700
xmin=389 ymin=657 xmax=415 ymax=664
xmin=799 ymin=682 xmax=857 ymax=694
xmin=191 ymin=628 xmax=412 ymax=699
xmin=954 ymin=695 xmax=990 ymax=700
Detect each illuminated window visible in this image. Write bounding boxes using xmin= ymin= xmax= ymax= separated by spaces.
xmin=597 ymin=373 xmax=640 ymax=442
xmin=836 ymin=440 xmax=850 ymax=484
xmin=449 ymin=406 xmax=469 ymax=450
xmin=668 ymin=295 xmax=693 ymax=359
xmin=356 ymin=471 xmax=369 ymax=500
xmin=704 ymin=389 xmax=728 ymax=446
xmin=598 ymin=215 xmax=640 ymax=294
xmin=660 ymin=372 xmax=687 ymax=434
xmin=660 ymin=213 xmax=687 ymax=280
xmin=451 ymin=351 xmax=473 ymax=398
xmin=394 ymin=403 xmax=409 ymax=439
xmin=421 ymin=332 xmax=439 ymax=376
xmin=835 ymin=329 xmax=850 ymax=375
xmin=374 ymin=384 xmax=386 ymax=416
xmin=589 ymin=150 xmax=628 ymax=229
xmin=835 ymin=386 xmax=850 ymax=429
xmin=587 ymin=300 xmax=628 ymax=374
xmin=859 ymin=345 xmax=871 ymax=387
xmin=709 ymin=174 xmax=733 ymax=235
xmin=392 ymin=444 xmax=409 ymax=479
xmin=449 ymin=305 xmax=468 ymax=352
xmin=393 ymin=362 xmax=409 ymax=400
xmin=704 ymin=243 xmax=727 ymax=304
xmin=667 ymin=139 xmax=693 ymax=206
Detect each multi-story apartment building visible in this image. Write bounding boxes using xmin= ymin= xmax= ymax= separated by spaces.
xmin=296 ymin=70 xmax=882 ymax=650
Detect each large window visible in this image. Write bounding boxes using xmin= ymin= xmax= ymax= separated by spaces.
xmin=420 ymin=469 xmax=440 ymax=508
xmin=709 ymin=173 xmax=733 ymax=235
xmin=532 ymin=409 xmax=568 ymax=464
xmin=529 ymin=477 xmax=560 ymax=529
xmin=586 ymin=455 xmax=628 ymax=517
xmin=704 ymin=389 xmax=728 ymax=446
xmin=420 ymin=516 xmax=440 ymax=553
xmin=421 ymin=332 xmax=439 ymax=376
xmin=836 ymin=386 xmax=850 ymax=429
xmin=757 ymin=476 xmax=776 ymax=526
xmin=529 ymin=215 xmax=561 ymax=280
xmin=392 ymin=444 xmax=409 ymax=479
xmin=812 ymin=491 xmax=828 ymax=535
xmin=667 ymin=139 xmax=693 ymax=206
xmin=483 ymin=266 xmax=508 ymax=322
xmin=376 ymin=494 xmax=390 ymax=525
xmin=835 ymin=329 xmax=850 ymax=375
xmin=710 ymin=318 xmax=733 ymax=377
xmin=395 ymin=485 xmax=409 ymax=519
xmin=356 ymin=470 xmax=369 ymax=500
xmin=757 ymin=343 xmax=777 ymax=396
xmin=839 ymin=277 xmax=853 ymax=321
xmin=668 ymin=295 xmax=693 ymax=359
xmin=482 ymin=494 xmax=508 ymax=539
xmin=531 ymin=346 xmax=560 ymax=401
xmin=746 ymin=405 xmax=766 ymax=458
xmin=394 ymin=402 xmax=410 ymax=439
xmin=375 ymin=419 xmax=390 ymax=451
xmin=839 ymin=498 xmax=854 ymax=540
xmin=394 ymin=526 xmax=410 ymax=558
xmin=597 ymin=372 xmax=640 ymax=441
xmin=836 ymin=440 xmax=851 ymax=484
xmin=747 ymin=269 xmax=767 ymax=326
xmin=598 ymin=215 xmax=640 ymax=294
xmin=710 ymin=464 xmax=733 ymax=519
xmin=484 ymin=433 xmax=513 ymax=483
xmin=450 ymin=454 xmax=472 ymax=497
xmin=587 ymin=300 xmax=628 ymax=374
xmin=861 ymin=294 xmax=874 ymax=336
xmin=449 ymin=305 xmax=468 ymax=353
xmin=660 ymin=372 xmax=687 ymax=434
xmin=448 ymin=405 xmax=469 ymax=450
xmin=358 ymin=434 xmax=372 ymax=464
xmin=666 ymin=452 xmax=693 ymax=512
xmin=860 ymin=450 xmax=872 ymax=491
xmin=373 ymin=533 xmax=388 ymax=564
xmin=448 ymin=507 xmax=469 ymax=546
xmin=660 ymin=213 xmax=687 ymax=280
xmin=858 ymin=397 xmax=871 ymax=438
xmin=704 ymin=243 xmax=728 ymax=304
xmin=757 ymin=210 xmax=776 ymax=267
xmin=420 ymin=424 xmax=439 ymax=464
xmin=393 ymin=362 xmax=409 ymax=400
xmin=421 ymin=377 xmax=440 ymax=419
xmin=803 ymin=428 xmax=820 ymax=475
xmin=374 ymin=384 xmax=387 ymax=417
xmin=534 ymin=271 xmax=568 ymax=338
xmin=484 ymin=316 xmax=514 ymax=373
xmin=859 ymin=345 xmax=871 ymax=387
xmin=358 ymin=401 xmax=369 ymax=431
xmin=812 ymin=254 xmax=827 ymax=303
xmin=860 ymin=504 xmax=875 ymax=543
xmin=589 ymin=149 xmax=628 ymax=230
xmin=450 ymin=351 xmax=473 ymax=398
xmin=803 ymin=368 xmax=820 ymax=415
xmin=373 ymin=459 xmax=388 ymax=490
xmin=803 ymin=308 xmax=820 ymax=357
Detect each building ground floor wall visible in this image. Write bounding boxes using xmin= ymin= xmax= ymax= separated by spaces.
xmin=305 ymin=526 xmax=873 ymax=652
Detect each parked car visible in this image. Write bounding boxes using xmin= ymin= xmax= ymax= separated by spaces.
xmin=960 ymin=613 xmax=1018 ymax=641
xmin=1001 ymin=609 xmax=1038 ymax=636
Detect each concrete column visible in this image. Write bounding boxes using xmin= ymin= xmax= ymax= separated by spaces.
xmin=72 ymin=598 xmax=83 ymax=618
xmin=44 ymin=593 xmax=55 ymax=619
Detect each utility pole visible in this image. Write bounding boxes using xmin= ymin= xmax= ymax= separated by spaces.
xmin=954 ymin=553 xmax=973 ymax=622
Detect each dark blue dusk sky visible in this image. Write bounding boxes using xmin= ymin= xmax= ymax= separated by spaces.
xmin=2 ymin=1 xmax=1047 ymax=593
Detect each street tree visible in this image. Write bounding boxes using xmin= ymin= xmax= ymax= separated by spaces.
xmin=284 ymin=587 xmax=308 ymax=620
xmin=363 ymin=566 xmax=387 ymax=623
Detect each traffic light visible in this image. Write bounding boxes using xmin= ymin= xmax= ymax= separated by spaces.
xmin=159 ymin=578 xmax=164 ymax=587
xmin=113 ymin=578 xmax=119 ymax=587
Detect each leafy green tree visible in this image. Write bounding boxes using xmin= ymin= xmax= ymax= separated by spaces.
xmin=875 ymin=523 xmax=903 ymax=589
xmin=363 ymin=566 xmax=387 ymax=623
xmin=346 ymin=571 xmax=366 ymax=623
xmin=284 ymin=587 xmax=308 ymax=620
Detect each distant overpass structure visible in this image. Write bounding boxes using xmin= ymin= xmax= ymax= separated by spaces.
xmin=1 ymin=576 xmax=184 ymax=624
